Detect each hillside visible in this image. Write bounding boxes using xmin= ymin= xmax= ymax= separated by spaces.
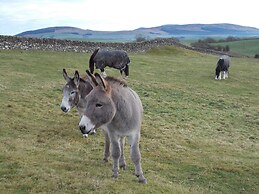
xmin=16 ymin=23 xmax=259 ymax=42
xmin=0 ymin=47 xmax=258 ymax=193
xmin=210 ymin=38 xmax=259 ymax=57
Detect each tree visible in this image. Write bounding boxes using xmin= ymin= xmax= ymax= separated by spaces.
xmin=135 ymin=34 xmax=147 ymax=42
xmin=225 ymin=45 xmax=230 ymax=52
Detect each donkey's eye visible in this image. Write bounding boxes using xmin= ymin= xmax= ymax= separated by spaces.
xmin=96 ymin=103 xmax=103 ymax=108
xmin=70 ymin=91 xmax=76 ymax=95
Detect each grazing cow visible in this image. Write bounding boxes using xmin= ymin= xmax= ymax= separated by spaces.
xmin=215 ymin=55 xmax=230 ymax=80
xmin=89 ymin=48 xmax=130 ymax=78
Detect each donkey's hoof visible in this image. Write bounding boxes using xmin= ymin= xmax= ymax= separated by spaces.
xmin=119 ymin=164 xmax=126 ymax=170
xmin=136 ymin=174 xmax=147 ymax=184
xmin=138 ymin=175 xmax=147 ymax=184
xmin=138 ymin=177 xmax=147 ymax=184
xmin=103 ymin=158 xmax=109 ymax=162
xmin=112 ymin=172 xmax=119 ymax=179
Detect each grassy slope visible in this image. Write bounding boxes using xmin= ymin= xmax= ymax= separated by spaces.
xmin=0 ymin=47 xmax=258 ymax=194
xmin=211 ymin=39 xmax=259 ymax=57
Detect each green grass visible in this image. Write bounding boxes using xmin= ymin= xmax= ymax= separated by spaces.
xmin=211 ymin=38 xmax=259 ymax=57
xmin=0 ymin=47 xmax=258 ymax=194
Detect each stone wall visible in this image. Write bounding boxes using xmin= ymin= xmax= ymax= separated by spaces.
xmin=0 ymin=35 xmax=235 ymax=56
xmin=0 ymin=35 xmax=184 ymax=53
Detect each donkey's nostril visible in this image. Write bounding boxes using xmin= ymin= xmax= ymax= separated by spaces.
xmin=61 ymin=106 xmax=68 ymax=112
xmin=79 ymin=125 xmax=86 ymax=134
xmin=79 ymin=125 xmax=85 ymax=130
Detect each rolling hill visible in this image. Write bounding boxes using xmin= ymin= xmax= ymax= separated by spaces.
xmin=16 ymin=23 xmax=259 ymax=42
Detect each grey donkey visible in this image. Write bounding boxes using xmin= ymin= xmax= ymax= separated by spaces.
xmin=60 ymin=69 xmax=126 ymax=166
xmin=79 ymin=70 xmax=147 ymax=183
xmin=60 ymin=69 xmax=93 ymax=117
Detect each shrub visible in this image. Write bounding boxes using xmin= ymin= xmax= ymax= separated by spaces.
xmin=224 ymin=45 xmax=230 ymax=52
xmin=135 ymin=34 xmax=148 ymax=42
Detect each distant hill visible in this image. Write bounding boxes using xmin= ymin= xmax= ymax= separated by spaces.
xmin=16 ymin=23 xmax=259 ymax=42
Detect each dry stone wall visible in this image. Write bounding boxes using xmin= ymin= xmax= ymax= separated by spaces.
xmin=0 ymin=35 xmax=233 ymax=56
xmin=0 ymin=35 xmax=183 ymax=53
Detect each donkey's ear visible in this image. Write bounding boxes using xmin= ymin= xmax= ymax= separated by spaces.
xmin=86 ymin=70 xmax=98 ymax=87
xmin=63 ymin=69 xmax=71 ymax=82
xmin=74 ymin=70 xmax=80 ymax=87
xmin=94 ymin=73 xmax=107 ymax=91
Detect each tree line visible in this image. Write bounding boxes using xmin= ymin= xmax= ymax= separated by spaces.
xmin=190 ymin=37 xmax=237 ymax=52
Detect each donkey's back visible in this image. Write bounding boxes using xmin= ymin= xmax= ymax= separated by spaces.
xmin=109 ymin=79 xmax=143 ymax=134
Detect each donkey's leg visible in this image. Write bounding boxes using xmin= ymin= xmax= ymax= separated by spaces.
xmin=128 ymin=133 xmax=147 ymax=184
xmin=102 ymin=129 xmax=110 ymax=162
xmin=109 ymin=134 xmax=121 ymax=178
xmin=119 ymin=137 xmax=126 ymax=170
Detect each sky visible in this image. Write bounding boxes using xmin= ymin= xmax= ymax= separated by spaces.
xmin=0 ymin=0 xmax=258 ymax=35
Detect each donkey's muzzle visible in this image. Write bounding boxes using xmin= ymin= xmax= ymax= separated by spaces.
xmin=78 ymin=116 xmax=95 ymax=138
xmin=79 ymin=125 xmax=87 ymax=134
xmin=79 ymin=125 xmax=90 ymax=134
xmin=61 ymin=106 xmax=69 ymax=112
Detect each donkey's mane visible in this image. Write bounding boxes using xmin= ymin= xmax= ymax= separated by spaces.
xmin=80 ymin=77 xmax=88 ymax=83
xmin=105 ymin=76 xmax=127 ymax=87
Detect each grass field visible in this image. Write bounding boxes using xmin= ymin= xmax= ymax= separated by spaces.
xmin=0 ymin=47 xmax=258 ymax=194
xmin=210 ymin=38 xmax=259 ymax=57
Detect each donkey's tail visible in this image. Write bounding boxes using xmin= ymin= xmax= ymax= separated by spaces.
xmin=89 ymin=48 xmax=99 ymax=74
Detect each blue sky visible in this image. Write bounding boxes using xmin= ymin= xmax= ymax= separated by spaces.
xmin=0 ymin=0 xmax=258 ymax=35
